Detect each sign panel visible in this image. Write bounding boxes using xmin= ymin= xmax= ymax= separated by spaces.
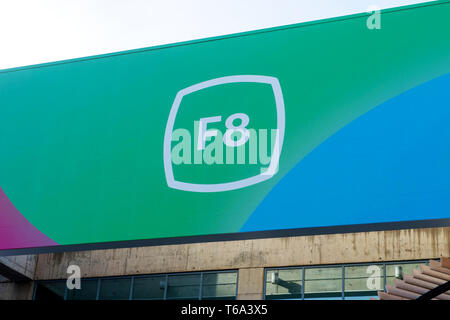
xmin=1 ymin=2 xmax=450 ymax=253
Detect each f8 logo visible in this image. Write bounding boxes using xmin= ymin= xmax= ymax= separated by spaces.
xmin=164 ymin=75 xmax=285 ymax=192
xmin=198 ymin=113 xmax=250 ymax=150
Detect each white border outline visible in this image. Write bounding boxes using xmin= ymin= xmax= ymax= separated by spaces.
xmin=163 ymin=75 xmax=285 ymax=192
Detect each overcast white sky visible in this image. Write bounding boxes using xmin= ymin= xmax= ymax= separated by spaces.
xmin=0 ymin=0 xmax=433 ymax=70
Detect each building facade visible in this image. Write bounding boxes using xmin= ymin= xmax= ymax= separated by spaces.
xmin=1 ymin=226 xmax=449 ymax=300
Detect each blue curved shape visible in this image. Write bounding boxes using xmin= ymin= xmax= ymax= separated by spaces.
xmin=241 ymin=73 xmax=450 ymax=232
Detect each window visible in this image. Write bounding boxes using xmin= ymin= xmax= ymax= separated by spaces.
xmin=99 ymin=277 xmax=132 ymax=300
xmin=385 ymin=262 xmax=424 ymax=287
xmin=66 ymin=279 xmax=98 ymax=300
xmin=34 ymin=270 xmax=238 ymax=300
xmin=132 ymin=275 xmax=166 ymax=300
xmin=34 ymin=281 xmax=66 ymax=300
xmin=264 ymin=260 xmax=429 ymax=300
xmin=166 ymin=274 xmax=201 ymax=299
xmin=344 ymin=265 xmax=383 ymax=300
xmin=265 ymin=268 xmax=302 ymax=300
xmin=304 ymin=267 xmax=342 ymax=299
xmin=202 ymin=271 xmax=238 ymax=300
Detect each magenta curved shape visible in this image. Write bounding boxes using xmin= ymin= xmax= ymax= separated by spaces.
xmin=0 ymin=187 xmax=58 ymax=250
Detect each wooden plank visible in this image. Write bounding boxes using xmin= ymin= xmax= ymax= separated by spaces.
xmin=386 ymin=285 xmax=419 ymax=300
xmin=442 ymin=257 xmax=450 ymax=269
xmin=429 ymin=260 xmax=450 ymax=275
xmin=378 ymin=291 xmax=407 ymax=300
xmin=403 ymin=274 xmax=450 ymax=295
xmin=433 ymin=293 xmax=450 ymax=300
xmin=396 ymin=279 xmax=450 ymax=300
xmin=395 ymin=279 xmax=428 ymax=294
xmin=404 ymin=274 xmax=435 ymax=289
xmin=422 ymin=265 xmax=450 ymax=281
xmin=413 ymin=269 xmax=446 ymax=285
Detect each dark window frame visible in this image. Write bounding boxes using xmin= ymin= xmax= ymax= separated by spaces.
xmin=33 ymin=269 xmax=239 ymax=300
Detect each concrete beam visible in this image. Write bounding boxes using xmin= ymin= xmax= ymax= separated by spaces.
xmin=34 ymin=227 xmax=449 ymax=280
xmin=0 ymin=255 xmax=36 ymax=281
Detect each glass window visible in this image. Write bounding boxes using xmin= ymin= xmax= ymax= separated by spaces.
xmin=386 ymin=262 xmax=423 ymax=287
xmin=98 ymin=277 xmax=131 ymax=300
xmin=166 ymin=274 xmax=201 ymax=299
xmin=304 ymin=267 xmax=342 ymax=299
xmin=344 ymin=265 xmax=383 ymax=300
xmin=132 ymin=275 xmax=166 ymax=300
xmin=66 ymin=279 xmax=98 ymax=300
xmin=34 ymin=281 xmax=66 ymax=300
xmin=265 ymin=268 xmax=302 ymax=300
xmin=202 ymin=271 xmax=237 ymax=300
xmin=34 ymin=269 xmax=239 ymax=300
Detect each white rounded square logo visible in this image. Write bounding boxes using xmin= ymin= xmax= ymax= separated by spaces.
xmin=164 ymin=75 xmax=285 ymax=192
